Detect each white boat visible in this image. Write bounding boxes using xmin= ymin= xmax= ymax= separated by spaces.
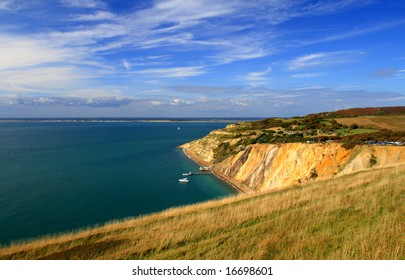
xmin=178 ymin=178 xmax=189 ymax=183
xmin=182 ymin=172 xmax=192 ymax=176
xmin=199 ymin=166 xmax=210 ymax=171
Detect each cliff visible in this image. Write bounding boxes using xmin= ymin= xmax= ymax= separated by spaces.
xmin=181 ymin=132 xmax=405 ymax=193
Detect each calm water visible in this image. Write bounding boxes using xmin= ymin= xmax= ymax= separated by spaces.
xmin=0 ymin=122 xmax=237 ymax=245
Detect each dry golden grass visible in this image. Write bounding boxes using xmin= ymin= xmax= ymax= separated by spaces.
xmin=0 ymin=164 xmax=404 ymax=260
xmin=335 ymin=115 xmax=405 ymax=132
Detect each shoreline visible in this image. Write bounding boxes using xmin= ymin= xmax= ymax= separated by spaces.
xmin=0 ymin=118 xmax=261 ymax=123
xmin=181 ymin=148 xmax=245 ymax=194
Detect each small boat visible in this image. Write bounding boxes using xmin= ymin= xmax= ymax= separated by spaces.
xmin=178 ymin=178 xmax=189 ymax=183
xmin=199 ymin=166 xmax=210 ymax=171
xmin=182 ymin=172 xmax=192 ymax=176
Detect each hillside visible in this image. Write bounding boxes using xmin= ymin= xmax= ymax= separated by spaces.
xmin=0 ymin=164 xmax=403 ymax=260
xmin=335 ymin=115 xmax=405 ymax=132
xmin=326 ymin=106 xmax=405 ymax=117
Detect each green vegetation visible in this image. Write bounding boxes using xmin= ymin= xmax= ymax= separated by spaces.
xmin=213 ymin=142 xmax=236 ymax=162
xmin=1 ymin=165 xmax=403 ymax=260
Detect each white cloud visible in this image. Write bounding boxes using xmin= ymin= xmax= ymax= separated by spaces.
xmin=238 ymin=0 xmax=374 ymax=25
xmin=287 ymin=50 xmax=365 ymax=70
xmin=0 ymin=66 xmax=101 ymax=95
xmin=288 ymin=53 xmax=329 ymax=70
xmin=0 ymin=94 xmax=18 ymax=105
xmin=148 ymin=100 xmax=165 ymax=106
xmin=245 ymin=68 xmax=272 ymax=81
xmin=136 ymin=66 xmax=204 ymax=78
xmin=396 ymin=70 xmax=405 ymax=78
xmin=170 ymin=98 xmax=195 ymax=106
xmin=60 ymin=0 xmax=106 ymax=9
xmin=242 ymin=68 xmax=272 ymax=87
xmin=72 ymin=11 xmax=116 ymax=21
xmin=231 ymin=98 xmax=250 ymax=106
xmin=144 ymin=0 xmax=236 ymax=25
xmin=0 ymin=0 xmax=14 ymax=10
xmin=291 ymin=73 xmax=325 ymax=79
xmin=123 ymin=59 xmax=130 ymax=70
xmin=47 ymin=24 xmax=126 ymax=47
xmin=0 ymin=34 xmax=77 ymax=70
xmin=302 ymin=19 xmax=405 ymax=46
xmin=214 ymin=45 xmax=269 ymax=64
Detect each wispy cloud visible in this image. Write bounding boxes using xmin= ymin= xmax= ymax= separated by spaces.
xmin=60 ymin=0 xmax=106 ymax=9
xmin=239 ymin=0 xmax=374 ymax=25
xmin=0 ymin=34 xmax=77 ymax=70
xmin=0 ymin=0 xmax=14 ymax=10
xmin=0 ymin=33 xmax=112 ymax=95
xmin=242 ymin=67 xmax=272 ymax=86
xmin=397 ymin=70 xmax=405 ymax=78
xmin=122 ymin=59 xmax=130 ymax=70
xmin=244 ymin=68 xmax=272 ymax=81
xmin=306 ymin=19 xmax=405 ymax=45
xmin=231 ymin=98 xmax=250 ymax=106
xmin=169 ymin=85 xmax=250 ymax=96
xmin=71 ymin=11 xmax=116 ymax=21
xmin=211 ymin=42 xmax=270 ymax=64
xmin=170 ymin=98 xmax=195 ymax=106
xmin=291 ymin=73 xmax=325 ymax=79
xmin=287 ymin=50 xmax=365 ymax=70
xmin=47 ymin=23 xmax=126 ymax=47
xmin=136 ymin=66 xmax=204 ymax=78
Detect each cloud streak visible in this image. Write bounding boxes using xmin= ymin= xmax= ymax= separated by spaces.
xmin=136 ymin=66 xmax=204 ymax=78
xmin=0 ymin=34 xmax=78 ymax=70
xmin=287 ymin=50 xmax=365 ymax=70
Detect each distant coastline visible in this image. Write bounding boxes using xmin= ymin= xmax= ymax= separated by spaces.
xmin=0 ymin=117 xmax=262 ymax=123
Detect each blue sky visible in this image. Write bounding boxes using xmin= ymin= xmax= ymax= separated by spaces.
xmin=0 ymin=0 xmax=404 ymax=117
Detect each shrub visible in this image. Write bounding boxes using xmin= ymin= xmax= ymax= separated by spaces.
xmin=369 ymin=154 xmax=377 ymax=167
xmin=350 ymin=123 xmax=359 ymax=129
xmin=342 ymin=142 xmax=357 ymax=149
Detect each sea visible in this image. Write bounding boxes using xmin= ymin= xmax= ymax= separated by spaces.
xmin=0 ymin=121 xmax=238 ymax=246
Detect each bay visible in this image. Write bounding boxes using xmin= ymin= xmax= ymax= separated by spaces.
xmin=0 ymin=122 xmax=237 ymax=245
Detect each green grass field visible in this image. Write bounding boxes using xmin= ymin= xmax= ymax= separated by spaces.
xmin=1 ymin=164 xmax=403 ymax=260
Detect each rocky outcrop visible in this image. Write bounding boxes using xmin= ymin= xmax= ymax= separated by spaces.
xmin=181 ymin=138 xmax=405 ymax=193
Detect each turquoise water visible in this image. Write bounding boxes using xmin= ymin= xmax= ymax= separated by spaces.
xmin=0 ymin=122 xmax=237 ymax=245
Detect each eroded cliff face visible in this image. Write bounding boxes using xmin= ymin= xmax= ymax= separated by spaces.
xmin=181 ymin=138 xmax=405 ymax=193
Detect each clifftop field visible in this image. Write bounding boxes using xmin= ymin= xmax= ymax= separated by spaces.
xmin=0 ymin=107 xmax=404 ymax=260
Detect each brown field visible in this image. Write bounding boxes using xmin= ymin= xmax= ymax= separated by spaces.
xmin=335 ymin=115 xmax=405 ymax=132
xmin=0 ymin=164 xmax=404 ymax=260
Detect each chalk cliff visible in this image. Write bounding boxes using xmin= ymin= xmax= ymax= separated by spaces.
xmin=181 ymin=131 xmax=405 ymax=193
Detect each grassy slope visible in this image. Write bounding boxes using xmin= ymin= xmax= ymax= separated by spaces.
xmin=1 ymin=164 xmax=404 ymax=260
xmin=335 ymin=115 xmax=405 ymax=132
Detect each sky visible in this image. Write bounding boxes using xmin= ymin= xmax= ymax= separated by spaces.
xmin=0 ymin=0 xmax=404 ymax=118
